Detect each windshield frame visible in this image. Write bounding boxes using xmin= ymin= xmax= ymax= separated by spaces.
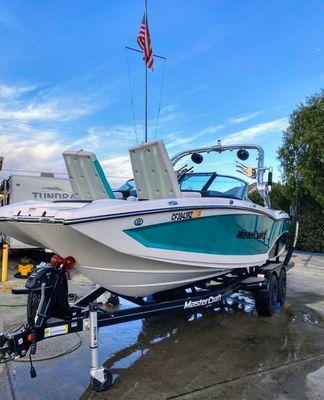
xmin=178 ymin=172 xmax=248 ymax=200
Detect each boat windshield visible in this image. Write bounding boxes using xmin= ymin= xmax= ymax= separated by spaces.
xmin=118 ymin=179 xmax=136 ymax=192
xmin=178 ymin=173 xmax=213 ymax=192
xmin=179 ymin=173 xmax=247 ymax=200
xmin=118 ymin=174 xmax=247 ymax=200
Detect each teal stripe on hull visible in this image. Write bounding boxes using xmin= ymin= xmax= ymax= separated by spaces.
xmin=124 ymin=214 xmax=289 ymax=256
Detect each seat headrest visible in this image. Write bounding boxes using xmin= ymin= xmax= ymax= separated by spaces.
xmin=126 ymin=196 xmax=138 ymax=201
xmin=181 ymin=191 xmax=202 ymax=198
xmin=129 ymin=140 xmax=181 ymax=200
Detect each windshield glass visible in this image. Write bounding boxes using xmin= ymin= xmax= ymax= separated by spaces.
xmin=179 ymin=173 xmax=247 ymax=199
xmin=205 ymin=175 xmax=246 ymax=199
xmin=118 ymin=179 xmax=135 ymax=191
xmin=179 ymin=173 xmax=213 ymax=192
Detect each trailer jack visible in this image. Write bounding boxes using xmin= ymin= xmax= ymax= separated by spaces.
xmin=88 ymin=303 xmax=113 ymax=391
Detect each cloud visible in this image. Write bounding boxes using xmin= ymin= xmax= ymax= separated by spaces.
xmin=0 ymin=129 xmax=63 ymax=173
xmin=227 ymin=111 xmax=262 ymax=124
xmin=0 ymin=114 xmax=289 ymax=189
xmin=170 ymin=28 xmax=228 ymax=67
xmin=166 ymin=124 xmax=224 ymax=149
xmin=0 ymin=78 xmax=288 ymax=190
xmin=65 ymin=125 xmax=137 ymax=154
xmin=0 ymin=73 xmax=137 ymax=180
xmin=0 ymin=118 xmax=136 ymax=187
xmin=222 ymin=117 xmax=288 ymax=145
xmin=0 ymin=79 xmax=112 ymax=176
xmin=0 ymin=84 xmax=35 ymax=99
xmin=164 ymin=110 xmax=265 ymax=151
xmin=0 ymin=100 xmax=89 ymax=122
xmin=172 ymin=40 xmax=215 ymax=66
xmin=0 ymin=75 xmax=112 ymax=124
xmin=160 ymin=104 xmax=176 ymax=115
xmin=0 ymin=76 xmax=138 ymax=186
xmin=100 ymin=155 xmax=133 ymax=188
xmin=0 ymin=100 xmax=181 ymax=184
xmin=166 ymin=133 xmax=202 ymax=149
xmin=0 ymin=124 xmax=133 ymax=187
xmin=188 ymin=81 xmax=215 ymax=95
xmin=0 ymin=90 xmax=100 ymax=122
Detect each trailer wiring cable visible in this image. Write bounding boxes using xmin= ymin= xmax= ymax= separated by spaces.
xmin=14 ymin=332 xmax=83 ymax=363
xmin=0 ymin=333 xmax=82 ymax=364
xmin=166 ymin=351 xmax=324 ymax=399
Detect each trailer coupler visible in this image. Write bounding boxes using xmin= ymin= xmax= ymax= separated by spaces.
xmin=0 ymin=324 xmax=32 ymax=362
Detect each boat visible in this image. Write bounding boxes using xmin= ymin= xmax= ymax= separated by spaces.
xmin=0 ymin=140 xmax=289 ymax=298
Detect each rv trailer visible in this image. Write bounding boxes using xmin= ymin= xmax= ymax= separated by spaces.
xmin=0 ymin=173 xmax=73 ymax=249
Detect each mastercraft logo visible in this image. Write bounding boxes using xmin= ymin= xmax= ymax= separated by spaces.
xmin=237 ymin=229 xmax=268 ymax=240
xmin=184 ymin=294 xmax=222 ymax=309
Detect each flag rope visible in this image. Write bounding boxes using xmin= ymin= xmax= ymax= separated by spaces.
xmin=154 ymin=58 xmax=167 ymax=140
xmin=125 ymin=47 xmax=139 ymax=145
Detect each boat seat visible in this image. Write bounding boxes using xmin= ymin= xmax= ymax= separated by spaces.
xmin=126 ymin=196 xmax=138 ymax=201
xmin=63 ymin=150 xmax=115 ymax=201
xmin=113 ymin=191 xmax=124 ymax=199
xmin=181 ymin=191 xmax=202 ymax=198
xmin=129 ymin=140 xmax=181 ymax=200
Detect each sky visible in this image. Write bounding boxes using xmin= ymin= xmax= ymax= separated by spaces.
xmin=0 ymin=0 xmax=323 ymax=188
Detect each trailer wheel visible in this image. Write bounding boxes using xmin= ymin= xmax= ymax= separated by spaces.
xmin=91 ymin=368 xmax=113 ymax=392
xmin=255 ymin=273 xmax=279 ymax=316
xmin=277 ymin=268 xmax=287 ymax=306
xmin=27 ymin=291 xmax=41 ymax=326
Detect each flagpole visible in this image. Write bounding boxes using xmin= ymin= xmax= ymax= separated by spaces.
xmin=145 ymin=62 xmax=148 ymax=143
xmin=144 ymin=0 xmax=148 ymax=143
xmin=131 ymin=0 xmax=165 ymax=143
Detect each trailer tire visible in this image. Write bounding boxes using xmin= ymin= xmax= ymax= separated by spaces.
xmin=277 ymin=268 xmax=287 ymax=306
xmin=255 ymin=273 xmax=279 ymax=316
xmin=27 ymin=291 xmax=41 ymax=326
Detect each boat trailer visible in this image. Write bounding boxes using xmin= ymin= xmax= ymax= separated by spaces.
xmin=0 ymin=256 xmax=294 ymax=392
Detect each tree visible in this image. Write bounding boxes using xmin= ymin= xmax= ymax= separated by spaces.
xmin=278 ymin=90 xmax=324 ymax=205
xmin=278 ymin=90 xmax=324 ymax=252
xmin=249 ymin=183 xmax=290 ymax=212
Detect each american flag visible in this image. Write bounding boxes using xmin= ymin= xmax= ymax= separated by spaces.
xmin=137 ymin=11 xmax=154 ymax=70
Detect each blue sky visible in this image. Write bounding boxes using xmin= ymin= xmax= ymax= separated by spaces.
xmin=0 ymin=0 xmax=323 ymax=187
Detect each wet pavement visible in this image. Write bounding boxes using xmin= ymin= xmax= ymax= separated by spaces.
xmin=0 ymin=253 xmax=323 ymax=400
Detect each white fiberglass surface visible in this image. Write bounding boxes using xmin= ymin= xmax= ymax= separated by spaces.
xmin=0 ymin=200 xmax=88 ymax=218
xmin=56 ymin=197 xmax=288 ymax=222
xmin=0 ymin=196 xmax=288 ymax=222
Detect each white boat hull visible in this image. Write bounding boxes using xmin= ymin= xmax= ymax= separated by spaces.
xmin=0 ymin=197 xmax=289 ymax=297
xmin=2 ymin=220 xmax=230 ymax=296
